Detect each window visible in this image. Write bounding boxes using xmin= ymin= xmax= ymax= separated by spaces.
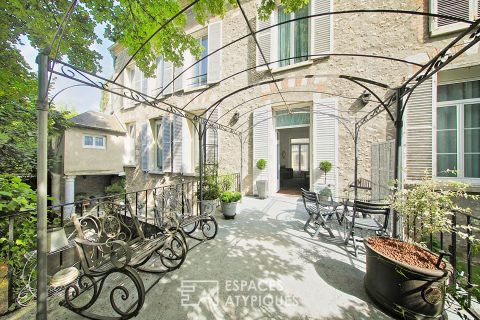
xmin=125 ymin=124 xmax=136 ymax=164
xmin=124 ymin=65 xmax=146 ymax=108
xmin=154 ymin=119 xmax=163 ymax=171
xmin=278 ymin=6 xmax=309 ymax=67
xmin=191 ymin=36 xmax=208 ymax=87
xmin=430 ymin=0 xmax=478 ymax=35
xmin=436 ymin=80 xmax=480 ymax=178
xmin=83 ymin=135 xmax=106 ymax=149
xmin=291 ymin=138 xmax=309 ymax=173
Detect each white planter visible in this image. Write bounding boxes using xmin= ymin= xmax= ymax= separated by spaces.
xmin=221 ymin=202 xmax=238 ymax=219
xmin=256 ymin=180 xmax=268 ymax=199
xmin=201 ymin=199 xmax=218 ymax=215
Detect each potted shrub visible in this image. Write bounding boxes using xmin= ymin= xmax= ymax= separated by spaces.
xmin=317 ymin=185 xmax=332 ymax=202
xmin=256 ymin=159 xmax=268 ymax=199
xmin=197 ymin=166 xmax=220 ymax=215
xmin=364 ymin=176 xmax=479 ymax=320
xmin=319 ymin=160 xmax=332 ymax=184
xmin=220 ymin=191 xmax=242 ymax=219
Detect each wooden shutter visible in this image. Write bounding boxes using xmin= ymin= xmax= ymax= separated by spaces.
xmin=163 ymin=61 xmax=173 ymax=95
xmin=181 ymin=117 xmax=192 ymax=173
xmin=252 ymin=104 xmax=272 ymax=195
xmin=256 ymin=13 xmax=272 ymax=71
xmin=405 ymin=76 xmax=435 ymax=182
xmin=140 ymin=123 xmax=150 ymax=172
xmin=172 ymin=115 xmax=183 ymax=172
xmin=162 ymin=115 xmax=172 ymax=172
xmin=207 ymin=21 xmax=222 ymax=84
xmin=151 ymin=57 xmax=163 ymax=97
xmin=312 ymin=95 xmax=337 ymax=195
xmin=310 ymin=0 xmax=332 ymax=57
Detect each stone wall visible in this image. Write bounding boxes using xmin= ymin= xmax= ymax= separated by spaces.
xmin=108 ymin=0 xmax=480 ymax=196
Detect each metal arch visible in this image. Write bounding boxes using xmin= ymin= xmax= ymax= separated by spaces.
xmin=181 ymin=53 xmax=421 ymax=110
xmin=340 ymin=76 xmax=395 ymax=123
xmin=202 ymin=74 xmax=391 ymax=123
xmin=48 ymin=84 xmax=89 ymax=107
xmin=158 ymin=8 xmax=473 ymax=100
xmin=217 ymin=89 xmax=374 ymax=124
xmin=236 ymin=0 xmax=289 ymax=111
xmin=48 ymin=58 xmax=241 ymax=136
xmin=113 ymin=0 xmax=200 ymax=82
xmin=241 ymin=109 xmax=356 ymax=144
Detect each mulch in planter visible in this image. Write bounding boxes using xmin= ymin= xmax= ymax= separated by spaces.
xmin=367 ymin=237 xmax=445 ymax=270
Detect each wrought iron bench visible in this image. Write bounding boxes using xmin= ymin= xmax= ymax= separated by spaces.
xmin=153 ymin=187 xmax=218 ymax=248
xmin=62 ymin=202 xmax=187 ymax=320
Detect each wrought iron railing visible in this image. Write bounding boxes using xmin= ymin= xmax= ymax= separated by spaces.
xmin=407 ymin=210 xmax=480 ymax=317
xmin=1 ymin=173 xmax=241 ymax=307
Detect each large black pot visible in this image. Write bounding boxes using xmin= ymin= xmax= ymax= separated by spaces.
xmin=364 ymin=237 xmax=451 ymax=320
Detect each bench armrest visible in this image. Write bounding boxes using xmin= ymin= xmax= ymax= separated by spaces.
xmin=74 ymin=238 xmax=132 ymax=269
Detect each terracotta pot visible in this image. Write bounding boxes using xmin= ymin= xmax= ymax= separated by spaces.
xmin=364 ymin=236 xmax=451 ymax=320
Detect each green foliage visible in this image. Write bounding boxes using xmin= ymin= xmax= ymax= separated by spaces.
xmin=256 ymin=159 xmax=267 ymax=170
xmin=0 ymin=174 xmax=38 ymax=302
xmin=220 ymin=191 xmax=241 ymax=203
xmin=197 ymin=164 xmax=220 ymax=200
xmin=105 ymin=179 xmax=126 ymax=195
xmin=218 ymin=175 xmax=234 ymax=193
xmin=391 ymin=176 xmax=479 ymax=240
xmin=318 ymin=187 xmax=332 ymax=197
xmin=257 ymin=0 xmax=309 ymax=21
xmin=319 ymin=160 xmax=332 ymax=184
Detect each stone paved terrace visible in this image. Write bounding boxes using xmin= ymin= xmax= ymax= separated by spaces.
xmin=4 ymin=195 xmax=471 ymax=320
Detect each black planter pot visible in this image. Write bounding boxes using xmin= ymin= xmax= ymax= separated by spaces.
xmin=364 ymin=237 xmax=451 ymax=320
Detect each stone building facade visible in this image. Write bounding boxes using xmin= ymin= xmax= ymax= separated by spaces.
xmin=105 ymin=0 xmax=480 ymax=199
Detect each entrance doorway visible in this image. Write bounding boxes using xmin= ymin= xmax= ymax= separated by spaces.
xmin=278 ymin=127 xmax=310 ymax=195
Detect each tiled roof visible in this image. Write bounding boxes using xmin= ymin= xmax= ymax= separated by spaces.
xmin=70 ymin=111 xmax=125 ymax=134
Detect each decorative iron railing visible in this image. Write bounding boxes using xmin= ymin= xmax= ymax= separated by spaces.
xmin=407 ymin=211 xmax=480 ymax=317
xmin=0 ymin=173 xmax=241 ymax=308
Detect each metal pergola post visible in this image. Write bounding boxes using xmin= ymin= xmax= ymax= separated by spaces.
xmin=198 ymin=120 xmax=204 ymax=214
xmin=36 ymin=50 xmax=49 ymax=320
xmin=392 ymin=87 xmax=405 ymax=238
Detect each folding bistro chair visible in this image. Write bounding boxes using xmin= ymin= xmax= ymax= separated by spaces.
xmin=344 ymin=200 xmax=391 ymax=256
xmin=301 ymin=188 xmax=336 ymax=238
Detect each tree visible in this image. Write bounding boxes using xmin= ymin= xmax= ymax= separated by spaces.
xmin=319 ymin=160 xmax=332 ymax=184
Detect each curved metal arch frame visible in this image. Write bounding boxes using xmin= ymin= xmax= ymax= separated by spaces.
xmin=157 ymin=8 xmax=474 ymax=100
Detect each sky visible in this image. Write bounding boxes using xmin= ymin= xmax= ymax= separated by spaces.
xmin=19 ymin=25 xmax=114 ymax=114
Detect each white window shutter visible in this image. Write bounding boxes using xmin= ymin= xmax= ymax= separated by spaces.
xmin=405 ymin=76 xmax=435 ymax=182
xmin=172 ymin=114 xmax=183 ymax=173
xmin=181 ymin=117 xmax=192 ymax=173
xmin=207 ymin=21 xmax=222 ymax=84
xmin=430 ymin=0 xmax=471 ymax=34
xmin=152 ymin=57 xmax=164 ymax=97
xmin=310 ymin=0 xmax=332 ymax=57
xmin=162 ymin=115 xmax=172 ymax=172
xmin=183 ymin=50 xmax=194 ymax=89
xmin=140 ymin=123 xmax=150 ymax=172
xmin=252 ymin=104 xmax=272 ymax=195
xmin=256 ymin=14 xmax=272 ymax=71
xmin=312 ymin=95 xmax=337 ymax=196
xmin=163 ymin=61 xmax=174 ymax=95
xmin=173 ymin=63 xmax=183 ymax=92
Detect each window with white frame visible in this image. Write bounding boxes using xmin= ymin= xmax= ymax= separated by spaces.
xmin=124 ymin=65 xmax=146 ymax=108
xmin=83 ymin=135 xmax=106 ymax=149
xmin=125 ymin=123 xmax=136 ymax=164
xmin=191 ymin=36 xmax=208 ymax=87
xmin=154 ymin=119 xmax=163 ymax=171
xmin=436 ymin=79 xmax=480 ymax=178
xmin=278 ymin=6 xmax=309 ymax=67
xmin=430 ymin=0 xmax=478 ymax=35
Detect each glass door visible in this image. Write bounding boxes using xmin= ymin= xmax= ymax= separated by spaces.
xmin=291 ymin=143 xmax=309 ymax=174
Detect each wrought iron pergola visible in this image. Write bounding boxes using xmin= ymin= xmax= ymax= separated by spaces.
xmin=34 ymin=0 xmax=480 ymax=318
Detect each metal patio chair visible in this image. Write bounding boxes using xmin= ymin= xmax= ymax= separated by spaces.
xmin=344 ymin=200 xmax=391 ymax=256
xmin=301 ymin=188 xmax=336 ymax=238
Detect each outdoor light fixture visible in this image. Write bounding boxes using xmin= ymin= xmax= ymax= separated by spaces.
xmin=229 ymin=111 xmax=240 ymax=126
xmin=349 ymin=90 xmax=371 ymax=113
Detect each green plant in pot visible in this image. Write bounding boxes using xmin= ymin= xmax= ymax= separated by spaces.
xmin=317 ymin=185 xmax=332 ymax=202
xmin=256 ymin=159 xmax=268 ymax=199
xmin=364 ymin=175 xmax=479 ymax=320
xmin=319 ymin=160 xmax=332 ymax=184
xmin=220 ymin=191 xmax=242 ymax=219
xmin=197 ymin=166 xmax=221 ymax=215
